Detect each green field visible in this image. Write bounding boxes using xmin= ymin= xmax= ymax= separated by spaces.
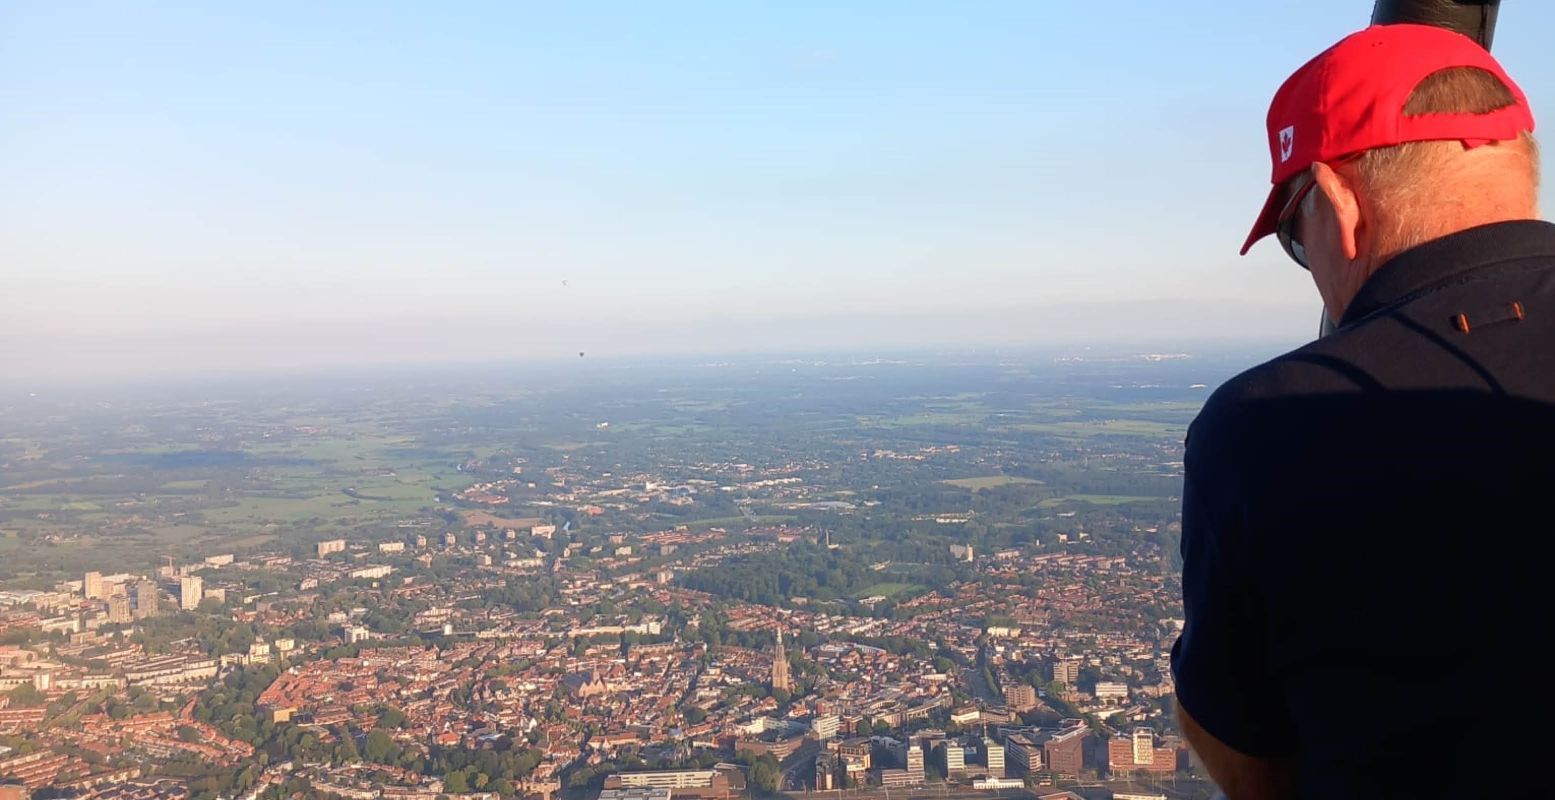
xmin=199 ymin=492 xmax=429 ymax=526
xmin=0 ymin=414 xmax=467 ymax=578
xmin=942 ymin=475 xmax=1043 ymax=490
xmin=867 ymin=406 xmax=1186 ymax=439
xmin=1038 ymin=494 xmax=1163 ymax=507
xmin=667 ymin=399 xmax=732 ymax=412
xmin=869 ymin=412 xmax=986 ymax=427
xmin=223 ymin=534 xmax=279 ymax=549
xmin=1099 ymin=401 xmax=1204 ymax=414
xmin=0 ymin=476 xmax=95 ymax=492
xmin=143 ymin=524 xmax=214 ymax=544
xmin=680 ymin=515 xmax=798 ymax=530
xmin=0 ymin=354 xmax=1200 ymax=582
xmin=245 ymin=434 xmax=417 ymax=465
xmin=1014 ymin=419 xmax=1183 ymax=437
xmin=855 ymin=582 xmax=923 ymax=599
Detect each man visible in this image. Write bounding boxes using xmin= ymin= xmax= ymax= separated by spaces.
xmin=1173 ymin=24 xmax=1554 ymax=800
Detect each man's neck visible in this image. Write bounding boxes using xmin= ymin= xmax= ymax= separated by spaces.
xmin=1371 ymin=208 xmax=1541 ymax=272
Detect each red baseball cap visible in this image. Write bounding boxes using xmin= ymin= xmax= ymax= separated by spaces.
xmin=1241 ymin=23 xmax=1535 ymax=255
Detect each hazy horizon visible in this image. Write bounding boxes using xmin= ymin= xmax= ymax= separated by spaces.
xmin=0 ymin=336 xmax=1307 ymax=402
xmin=8 ymin=1 xmax=1555 ymax=382
xmin=1 ymin=298 xmax=1316 ymax=384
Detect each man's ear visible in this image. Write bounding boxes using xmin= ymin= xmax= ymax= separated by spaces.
xmin=1312 ymin=161 xmax=1361 ymax=262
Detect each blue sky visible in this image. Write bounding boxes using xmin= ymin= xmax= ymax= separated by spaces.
xmin=4 ymin=1 xmax=1553 ymax=379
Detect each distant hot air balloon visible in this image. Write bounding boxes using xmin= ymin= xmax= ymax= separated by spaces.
xmin=579 ymin=351 xmax=585 ymax=358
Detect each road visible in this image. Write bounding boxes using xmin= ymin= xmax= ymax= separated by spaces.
xmin=780 ymin=738 xmax=823 ymax=792
xmin=966 ymin=668 xmax=999 ymax=704
xmin=965 ymin=651 xmax=1001 ymax=704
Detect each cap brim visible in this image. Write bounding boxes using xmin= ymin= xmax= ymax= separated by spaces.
xmin=1240 ymin=183 xmax=1283 ymax=255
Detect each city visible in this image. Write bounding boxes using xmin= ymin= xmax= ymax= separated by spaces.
xmin=0 ymin=353 xmax=1243 ymax=800
xmin=6 ymin=1 xmax=1550 ymax=798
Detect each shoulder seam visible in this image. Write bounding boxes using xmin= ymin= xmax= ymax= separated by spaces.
xmin=1339 ymin=257 xmax=1555 ymax=332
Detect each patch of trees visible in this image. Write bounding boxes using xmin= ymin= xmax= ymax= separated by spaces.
xmin=4 ymin=683 xmax=45 ymax=708
xmin=191 ymin=664 xmax=281 ymax=746
xmin=748 ymin=753 xmax=781 ymax=793
xmin=423 ymin=745 xmax=544 ymax=794
xmin=683 ymin=542 xmax=886 ymax=605
xmin=132 ymin=612 xmax=256 ymax=658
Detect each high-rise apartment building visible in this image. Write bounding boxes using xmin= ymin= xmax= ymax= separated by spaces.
xmin=135 ymin=581 xmax=160 ymax=618
xmin=982 ymin=737 xmax=1007 ymax=775
xmin=1004 ymin=683 xmax=1038 ymax=712
xmin=180 ymin=575 xmax=204 ymax=610
xmin=940 ymin=742 xmax=964 ymax=772
xmin=107 ymin=596 xmax=132 ymax=624
xmin=1133 ymin=728 xmax=1153 ymax=764
xmin=983 ymin=738 xmax=1005 ymax=776
xmin=881 ymin=743 xmax=926 ymax=788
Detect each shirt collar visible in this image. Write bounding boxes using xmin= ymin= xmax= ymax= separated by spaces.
xmin=1340 ymin=220 xmax=1555 ymax=327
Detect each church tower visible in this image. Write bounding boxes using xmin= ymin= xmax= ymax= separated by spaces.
xmin=771 ymin=629 xmax=791 ymax=693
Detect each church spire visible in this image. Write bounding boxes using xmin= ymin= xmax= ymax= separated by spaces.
xmin=771 ymin=628 xmax=791 ymax=693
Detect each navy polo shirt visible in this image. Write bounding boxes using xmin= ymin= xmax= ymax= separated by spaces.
xmin=1172 ymin=220 xmax=1555 ymax=799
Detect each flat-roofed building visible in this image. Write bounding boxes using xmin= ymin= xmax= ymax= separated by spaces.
xmin=1005 ymin=682 xmax=1038 ymax=712
xmin=599 ymin=788 xmax=672 ymax=800
xmin=604 ymin=769 xmax=741 ymax=798
xmin=938 ymin=742 xmax=964 ymax=773
xmin=905 ymin=743 xmax=924 ymax=779
xmin=609 ymin=771 xmax=714 ymax=790
xmin=983 ymin=738 xmax=1005 ymax=776
xmin=1006 ymin=733 xmax=1042 ymax=774
xmin=1044 ymin=726 xmax=1088 ymax=777
xmin=1107 ymin=728 xmax=1179 ymax=776
xmin=1095 ymin=682 xmax=1129 ymax=704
